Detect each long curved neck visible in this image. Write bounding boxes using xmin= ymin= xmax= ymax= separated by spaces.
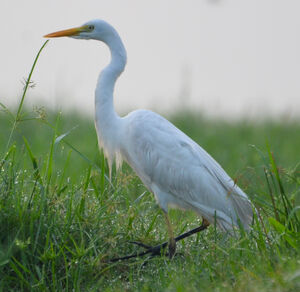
xmin=94 ymin=28 xmax=127 ymax=169
xmin=95 ymin=31 xmax=127 ymax=125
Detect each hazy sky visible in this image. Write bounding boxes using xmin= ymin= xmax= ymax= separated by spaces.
xmin=1 ymin=0 xmax=300 ymax=119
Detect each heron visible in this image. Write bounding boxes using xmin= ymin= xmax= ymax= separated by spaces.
xmin=44 ymin=19 xmax=253 ymax=260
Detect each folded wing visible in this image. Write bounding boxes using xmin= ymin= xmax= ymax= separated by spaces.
xmin=122 ymin=110 xmax=253 ymax=231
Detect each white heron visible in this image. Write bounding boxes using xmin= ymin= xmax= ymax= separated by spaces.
xmin=44 ymin=19 xmax=253 ymax=260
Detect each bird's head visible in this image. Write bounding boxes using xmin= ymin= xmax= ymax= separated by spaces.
xmin=44 ymin=19 xmax=115 ymax=42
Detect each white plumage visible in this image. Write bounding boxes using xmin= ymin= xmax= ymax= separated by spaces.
xmin=121 ymin=109 xmax=252 ymax=231
xmin=45 ymin=19 xmax=253 ymax=257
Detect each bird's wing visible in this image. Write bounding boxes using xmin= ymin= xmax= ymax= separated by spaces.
xmin=122 ymin=110 xmax=253 ymax=230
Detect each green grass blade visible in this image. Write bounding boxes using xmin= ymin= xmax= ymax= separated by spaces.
xmin=23 ymin=136 xmax=42 ymax=185
xmin=266 ymin=141 xmax=293 ymax=220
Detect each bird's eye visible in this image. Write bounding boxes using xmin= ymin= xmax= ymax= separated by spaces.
xmin=87 ymin=25 xmax=94 ymax=31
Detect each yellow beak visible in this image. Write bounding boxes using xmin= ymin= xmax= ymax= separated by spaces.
xmin=44 ymin=26 xmax=83 ymax=38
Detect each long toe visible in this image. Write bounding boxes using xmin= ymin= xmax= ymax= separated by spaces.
xmin=128 ymin=241 xmax=152 ymax=249
xmin=109 ymin=241 xmax=170 ymax=262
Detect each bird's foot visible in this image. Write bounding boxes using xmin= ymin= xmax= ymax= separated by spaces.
xmin=109 ymin=220 xmax=209 ymax=262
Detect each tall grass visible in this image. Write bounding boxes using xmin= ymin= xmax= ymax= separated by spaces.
xmin=0 ymin=42 xmax=299 ymax=291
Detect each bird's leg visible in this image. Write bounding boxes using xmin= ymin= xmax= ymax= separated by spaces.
xmin=163 ymin=212 xmax=176 ymax=259
xmin=109 ymin=218 xmax=210 ymax=262
xmin=173 ymin=218 xmax=210 ymax=242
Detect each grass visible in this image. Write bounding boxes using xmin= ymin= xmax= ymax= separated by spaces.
xmin=0 ymin=42 xmax=299 ymax=292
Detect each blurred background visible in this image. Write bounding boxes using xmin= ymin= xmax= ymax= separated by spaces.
xmin=1 ymin=0 xmax=300 ymax=119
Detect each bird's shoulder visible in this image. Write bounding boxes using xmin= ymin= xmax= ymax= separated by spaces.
xmin=123 ymin=109 xmax=186 ymax=138
xmin=124 ymin=109 xmax=172 ymax=130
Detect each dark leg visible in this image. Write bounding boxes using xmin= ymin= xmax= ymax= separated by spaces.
xmin=174 ymin=218 xmax=209 ymax=242
xmin=110 ymin=218 xmax=210 ymax=262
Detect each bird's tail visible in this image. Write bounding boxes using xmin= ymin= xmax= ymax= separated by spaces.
xmin=227 ymin=186 xmax=253 ymax=231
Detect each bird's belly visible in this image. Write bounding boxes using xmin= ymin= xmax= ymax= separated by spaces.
xmin=150 ymin=183 xmax=192 ymax=213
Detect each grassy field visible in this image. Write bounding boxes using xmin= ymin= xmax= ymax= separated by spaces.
xmin=0 ymin=44 xmax=299 ymax=291
xmin=0 ymin=105 xmax=299 ymax=291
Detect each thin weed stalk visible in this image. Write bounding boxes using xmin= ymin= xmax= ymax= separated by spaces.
xmin=5 ymin=40 xmax=49 ymax=153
